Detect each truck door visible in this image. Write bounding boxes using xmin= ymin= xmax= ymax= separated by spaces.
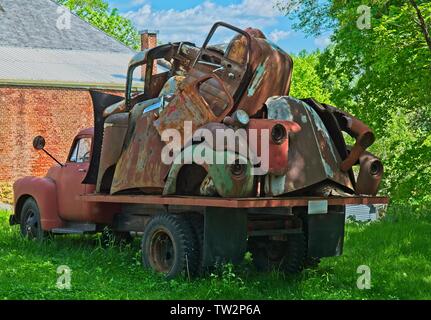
xmin=185 ymin=23 xmax=250 ymax=113
xmin=57 ymin=135 xmax=92 ymax=221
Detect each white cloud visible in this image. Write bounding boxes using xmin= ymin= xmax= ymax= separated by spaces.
xmin=314 ymin=35 xmax=332 ymax=48
xmin=125 ymin=0 xmax=282 ymax=45
xmin=131 ymin=0 xmax=147 ymax=5
xmin=269 ymin=29 xmax=292 ymax=43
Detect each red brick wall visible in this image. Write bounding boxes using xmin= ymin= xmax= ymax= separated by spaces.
xmin=0 ymin=86 xmax=123 ymax=184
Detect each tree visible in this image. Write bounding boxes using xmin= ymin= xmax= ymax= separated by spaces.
xmin=289 ymin=51 xmax=332 ymax=103
xmin=56 ymin=0 xmax=140 ymax=50
xmin=277 ymin=0 xmax=431 ymax=206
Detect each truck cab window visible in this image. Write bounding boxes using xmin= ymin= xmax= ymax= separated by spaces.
xmin=69 ymin=137 xmax=92 ymax=163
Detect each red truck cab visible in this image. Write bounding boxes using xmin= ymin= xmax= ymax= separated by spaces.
xmin=11 ymin=128 xmax=118 ymax=238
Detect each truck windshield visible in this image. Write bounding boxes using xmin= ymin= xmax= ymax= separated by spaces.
xmin=69 ymin=137 xmax=92 ymax=163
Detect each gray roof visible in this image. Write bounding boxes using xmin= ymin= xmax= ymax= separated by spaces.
xmin=0 ymin=0 xmax=134 ymax=53
xmin=0 ymin=46 xmax=145 ymax=87
xmin=0 ymin=0 xmax=139 ymax=87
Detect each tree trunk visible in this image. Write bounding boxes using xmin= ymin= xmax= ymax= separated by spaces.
xmin=408 ymin=0 xmax=431 ymax=54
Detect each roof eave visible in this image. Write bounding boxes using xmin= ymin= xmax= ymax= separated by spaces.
xmin=0 ymin=79 xmax=143 ymax=91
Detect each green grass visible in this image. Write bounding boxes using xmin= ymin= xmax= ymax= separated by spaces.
xmin=0 ymin=206 xmax=430 ymax=300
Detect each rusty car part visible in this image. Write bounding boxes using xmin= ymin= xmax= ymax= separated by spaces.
xmin=247 ymin=119 xmax=301 ymax=176
xmin=87 ymin=22 xmax=296 ymax=195
xmin=163 ymin=144 xmax=256 ymax=198
xmin=96 ymin=113 xmax=129 ymax=192
xmin=319 ymin=103 xmax=375 ymax=173
xmin=265 ymin=96 xmax=354 ymax=196
xmin=356 ymin=151 xmax=384 ymax=196
xmin=110 ymin=99 xmax=170 ymax=195
xmin=223 ymin=109 xmax=250 ymax=127
xmin=84 ymin=21 xmax=383 ymax=199
xmin=83 ymin=91 xmax=124 ymax=185
xmin=154 ymin=74 xmax=234 ymax=137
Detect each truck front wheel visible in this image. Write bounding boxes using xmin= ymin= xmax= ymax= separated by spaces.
xmin=141 ymin=214 xmax=199 ymax=279
xmin=20 ymin=198 xmax=46 ymax=240
xmin=249 ymin=233 xmax=306 ymax=274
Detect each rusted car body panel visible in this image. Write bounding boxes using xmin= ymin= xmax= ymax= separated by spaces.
xmin=265 ymin=96 xmax=354 ymax=196
xmin=86 ymin=21 xmax=383 ymax=199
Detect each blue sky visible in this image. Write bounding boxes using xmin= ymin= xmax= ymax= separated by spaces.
xmin=106 ymin=0 xmax=331 ymax=54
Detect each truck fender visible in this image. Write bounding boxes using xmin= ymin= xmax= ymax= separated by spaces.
xmin=13 ymin=177 xmax=63 ymax=231
xmin=163 ymin=122 xmax=256 ymax=197
xmin=163 ymin=145 xmax=255 ymax=198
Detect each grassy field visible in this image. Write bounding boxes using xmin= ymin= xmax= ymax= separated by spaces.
xmin=0 ymin=205 xmax=430 ymax=300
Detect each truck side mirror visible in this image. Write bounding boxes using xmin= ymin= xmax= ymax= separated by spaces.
xmin=33 ymin=136 xmax=46 ymax=150
xmin=32 ymin=136 xmax=64 ymax=167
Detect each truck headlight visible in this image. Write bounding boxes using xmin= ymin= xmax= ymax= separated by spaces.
xmin=233 ymin=110 xmax=249 ymax=127
xmin=271 ymin=124 xmax=287 ymax=144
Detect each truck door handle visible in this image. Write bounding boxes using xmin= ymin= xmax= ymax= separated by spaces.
xmin=78 ymin=169 xmax=87 ymax=173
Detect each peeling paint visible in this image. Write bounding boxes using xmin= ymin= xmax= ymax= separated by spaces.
xmin=247 ymin=60 xmax=266 ymax=97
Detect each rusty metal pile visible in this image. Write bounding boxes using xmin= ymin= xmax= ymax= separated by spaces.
xmin=87 ymin=22 xmax=383 ymax=199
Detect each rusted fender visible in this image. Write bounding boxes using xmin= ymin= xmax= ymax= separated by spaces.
xmin=13 ymin=177 xmax=63 ymax=231
xmin=163 ymin=144 xmax=256 ymax=198
xmin=265 ymin=96 xmax=354 ymax=196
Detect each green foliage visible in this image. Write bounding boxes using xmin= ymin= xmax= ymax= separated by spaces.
xmin=279 ymin=0 xmax=431 ymax=206
xmin=290 ymin=51 xmax=332 ymax=102
xmin=56 ymin=0 xmax=140 ymax=50
xmin=1 ymin=207 xmax=430 ymax=299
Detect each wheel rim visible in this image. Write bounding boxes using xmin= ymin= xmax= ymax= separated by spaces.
xmin=149 ymin=228 xmax=175 ymax=273
xmin=24 ymin=210 xmax=39 ymax=238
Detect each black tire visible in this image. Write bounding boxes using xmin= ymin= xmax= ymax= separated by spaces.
xmin=141 ymin=214 xmax=199 ymax=279
xmin=19 ymin=198 xmax=46 ymax=240
xmin=185 ymin=213 xmax=204 ymax=274
xmin=249 ymin=233 xmax=306 ymax=274
xmin=101 ymin=227 xmax=133 ymax=248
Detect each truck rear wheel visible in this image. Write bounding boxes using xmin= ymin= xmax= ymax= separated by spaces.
xmin=141 ymin=214 xmax=199 ymax=279
xmin=249 ymin=233 xmax=306 ymax=274
xmin=20 ymin=198 xmax=46 ymax=240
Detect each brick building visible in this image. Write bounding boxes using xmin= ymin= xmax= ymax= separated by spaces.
xmin=0 ymin=0 xmax=156 ymax=199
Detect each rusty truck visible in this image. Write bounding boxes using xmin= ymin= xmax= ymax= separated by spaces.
xmin=10 ymin=22 xmax=388 ymax=278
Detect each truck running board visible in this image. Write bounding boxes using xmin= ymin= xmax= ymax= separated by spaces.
xmin=52 ymin=223 xmax=97 ymax=234
xmin=51 ymin=228 xmax=86 ymax=235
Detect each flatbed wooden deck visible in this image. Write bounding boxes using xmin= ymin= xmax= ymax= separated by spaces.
xmin=81 ymin=194 xmax=389 ymax=208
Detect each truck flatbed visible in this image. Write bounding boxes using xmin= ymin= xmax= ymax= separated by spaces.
xmin=81 ymin=194 xmax=389 ymax=208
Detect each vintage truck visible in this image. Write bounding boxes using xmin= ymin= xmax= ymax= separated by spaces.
xmin=10 ymin=22 xmax=388 ymax=278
